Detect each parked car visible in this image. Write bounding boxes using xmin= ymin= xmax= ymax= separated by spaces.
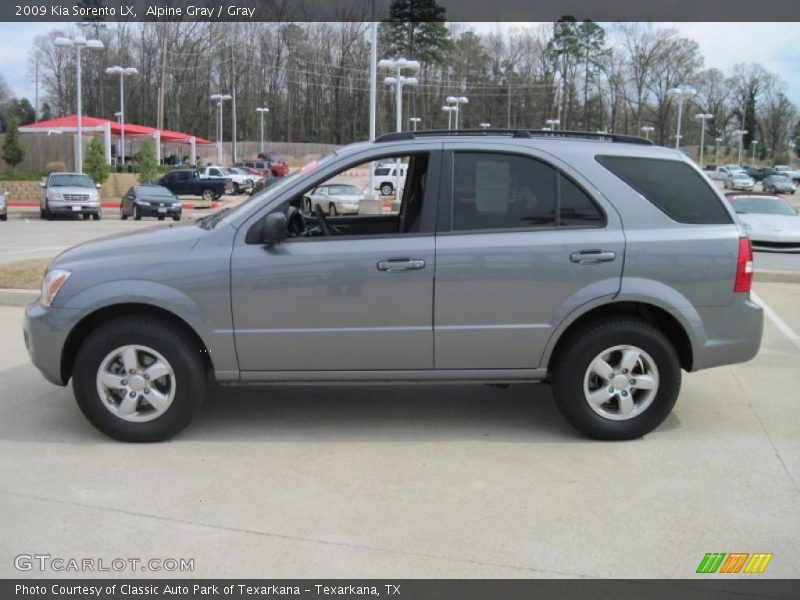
xmin=239 ymin=154 xmax=290 ymax=178
xmin=40 ymin=172 xmax=102 ymax=220
xmin=761 ymin=174 xmax=797 ymax=195
xmin=303 ymin=183 xmax=364 ymax=215
xmin=0 ymin=187 xmax=7 ymax=221
xmin=157 ymin=169 xmax=232 ymax=201
xmin=234 ymin=159 xmax=269 ymax=178
xmin=772 ymin=165 xmax=800 ymax=183
xmin=724 ymin=171 xmax=755 ymax=191
xmin=24 ymin=129 xmax=763 ymax=442
xmin=228 ymin=167 xmax=266 ymax=193
xmin=725 ymin=192 xmax=800 ymax=252
xmin=703 ymin=165 xmax=738 ymax=181
xmin=120 ymin=185 xmax=182 ymax=221
xmin=198 ymin=166 xmax=254 ymax=195
xmin=374 ymin=162 xmax=407 ymax=195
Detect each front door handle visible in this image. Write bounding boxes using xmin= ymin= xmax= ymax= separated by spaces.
xmin=570 ymin=250 xmax=617 ymax=265
xmin=377 ymin=258 xmax=426 ymax=272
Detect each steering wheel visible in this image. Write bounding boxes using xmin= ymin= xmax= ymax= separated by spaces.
xmin=314 ymin=204 xmax=331 ymax=236
xmin=286 ymin=206 xmax=306 ymax=236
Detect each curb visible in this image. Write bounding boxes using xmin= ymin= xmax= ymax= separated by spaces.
xmin=8 ymin=201 xmax=220 ymax=212
xmin=1 ymin=270 xmax=798 ymax=308
xmin=0 ymin=289 xmax=39 ymax=307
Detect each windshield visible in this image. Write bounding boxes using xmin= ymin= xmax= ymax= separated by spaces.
xmin=137 ymin=186 xmax=174 ymax=198
xmin=731 ymin=197 xmax=797 ymax=216
xmin=327 ymin=185 xmax=360 ymax=196
xmin=732 ymin=173 xmax=750 ymax=180
xmin=50 ymin=174 xmax=94 ymax=188
xmin=770 ymin=176 xmax=792 ymax=183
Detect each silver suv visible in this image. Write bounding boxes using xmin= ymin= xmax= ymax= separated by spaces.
xmin=24 ymin=130 xmax=763 ymax=442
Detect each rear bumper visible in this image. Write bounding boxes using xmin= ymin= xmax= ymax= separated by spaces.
xmin=693 ymin=293 xmax=763 ymax=371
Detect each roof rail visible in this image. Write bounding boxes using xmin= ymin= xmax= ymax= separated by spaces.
xmin=374 ymin=128 xmax=653 ymax=146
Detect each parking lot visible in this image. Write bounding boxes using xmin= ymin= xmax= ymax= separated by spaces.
xmin=0 ymin=281 xmax=798 ymax=578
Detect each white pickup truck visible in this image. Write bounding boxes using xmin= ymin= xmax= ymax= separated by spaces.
xmin=704 ymin=165 xmax=743 ymax=181
xmin=198 ymin=166 xmax=255 ymax=195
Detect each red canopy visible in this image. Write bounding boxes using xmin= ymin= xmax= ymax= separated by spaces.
xmin=19 ymin=115 xmax=212 ymax=145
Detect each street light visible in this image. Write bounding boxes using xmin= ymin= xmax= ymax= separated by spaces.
xmin=714 ymin=137 xmax=724 ymax=165
xmin=479 ymin=122 xmax=491 ymax=129
xmin=378 ymin=58 xmax=420 ymax=133
xmin=694 ymin=113 xmax=713 ymax=167
xmin=734 ymin=129 xmax=748 ymax=164
xmin=641 ymin=126 xmax=655 ymax=140
xmin=106 ymin=66 xmax=137 ymax=166
xmin=545 ymin=118 xmax=560 ymax=131
xmin=255 ymin=107 xmax=269 ymax=154
xmin=441 ymin=106 xmax=457 ymax=130
xmin=751 ymin=140 xmax=758 ymax=163
xmin=446 ymin=96 xmax=468 ymax=129
xmin=409 ymin=117 xmax=421 ymax=131
xmin=210 ymin=93 xmax=232 ymax=165
xmin=667 ymin=85 xmax=696 ymax=150
xmin=54 ymin=35 xmax=105 ymax=173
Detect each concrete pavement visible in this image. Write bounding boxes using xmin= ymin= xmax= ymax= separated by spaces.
xmin=0 ymin=284 xmax=798 ymax=579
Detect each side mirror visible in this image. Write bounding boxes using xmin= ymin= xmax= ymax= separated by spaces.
xmin=96 ymin=183 xmax=102 ymax=189
xmin=263 ymin=213 xmax=287 ymax=244
xmin=39 ymin=182 xmax=46 ymax=188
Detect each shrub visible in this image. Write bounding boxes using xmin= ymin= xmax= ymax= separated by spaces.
xmin=1 ymin=119 xmax=25 ymax=172
xmin=83 ymin=138 xmax=111 ymax=184
xmin=136 ymin=140 xmax=159 ymax=183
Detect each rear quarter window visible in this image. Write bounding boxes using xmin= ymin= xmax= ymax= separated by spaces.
xmin=596 ymin=155 xmax=732 ymax=224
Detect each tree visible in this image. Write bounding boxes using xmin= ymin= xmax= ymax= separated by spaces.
xmin=2 ymin=98 xmax=37 ymax=126
xmin=136 ymin=140 xmax=159 ymax=183
xmin=380 ymin=0 xmax=452 ymax=65
xmin=84 ymin=137 xmax=110 ymax=184
xmin=1 ymin=118 xmax=25 ymax=172
xmin=575 ymin=20 xmax=608 ymax=131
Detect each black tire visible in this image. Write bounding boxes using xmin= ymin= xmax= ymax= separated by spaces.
xmin=328 ymin=203 xmax=338 ymax=216
xmin=121 ymin=211 xmax=128 ymax=220
xmin=158 ymin=216 xmax=165 ymax=221
xmin=93 ymin=213 xmax=101 ymax=221
xmin=380 ymin=183 xmax=393 ymax=196
xmin=40 ymin=207 xmax=45 ymax=219
xmin=45 ymin=205 xmax=54 ymax=221
xmin=232 ymin=183 xmax=240 ymax=195
xmin=550 ymin=317 xmax=681 ymax=440
xmin=82 ymin=213 xmax=90 ymax=220
xmin=134 ymin=206 xmax=142 ymax=221
xmin=172 ymin=215 xmax=181 ymax=221
xmin=0 ymin=214 xmax=6 ymax=221
xmin=201 ymin=188 xmax=214 ymax=202
xmin=72 ymin=316 xmax=206 ymax=442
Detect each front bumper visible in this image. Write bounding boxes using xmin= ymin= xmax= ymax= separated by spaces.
xmin=48 ymin=201 xmax=101 ymax=215
xmin=134 ymin=204 xmax=182 ymax=218
xmin=23 ymin=301 xmax=81 ymax=386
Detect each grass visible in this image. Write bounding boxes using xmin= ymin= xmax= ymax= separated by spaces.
xmin=0 ymin=258 xmax=49 ymax=290
xmin=0 ymin=171 xmax=46 ymax=181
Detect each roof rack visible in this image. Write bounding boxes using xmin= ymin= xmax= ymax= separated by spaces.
xmin=375 ymin=128 xmax=654 ymax=146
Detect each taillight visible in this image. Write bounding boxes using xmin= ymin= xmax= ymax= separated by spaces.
xmin=734 ymin=236 xmax=753 ymax=293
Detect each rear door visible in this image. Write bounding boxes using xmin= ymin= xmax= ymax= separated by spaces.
xmin=433 ymin=144 xmax=625 ymax=370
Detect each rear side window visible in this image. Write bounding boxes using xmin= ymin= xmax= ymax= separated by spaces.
xmin=597 ymin=156 xmax=732 ymax=224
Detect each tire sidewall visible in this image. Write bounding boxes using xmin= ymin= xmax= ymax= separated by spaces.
xmin=552 ymin=320 xmax=681 ymax=440
xmin=73 ymin=320 xmax=205 ymax=442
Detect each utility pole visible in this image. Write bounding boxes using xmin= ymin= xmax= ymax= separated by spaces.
xmin=34 ymin=58 xmax=39 ymax=122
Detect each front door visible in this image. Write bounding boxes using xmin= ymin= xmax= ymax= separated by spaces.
xmin=230 ymin=150 xmax=440 ymax=374
xmin=434 ymin=148 xmax=625 ymax=370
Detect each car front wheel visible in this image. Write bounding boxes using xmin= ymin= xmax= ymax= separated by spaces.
xmin=72 ymin=316 xmax=206 ymax=442
xmin=380 ymin=183 xmax=393 ymax=196
xmin=551 ymin=318 xmax=681 ymax=440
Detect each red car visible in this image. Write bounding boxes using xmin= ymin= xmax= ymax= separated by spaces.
xmin=237 ymin=154 xmax=289 ymax=178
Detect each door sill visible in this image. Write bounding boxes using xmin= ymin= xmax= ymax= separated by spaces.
xmin=234 ymin=369 xmax=548 ymax=384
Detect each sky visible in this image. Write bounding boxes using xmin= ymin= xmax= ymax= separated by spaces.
xmin=1 ymin=22 xmax=799 ymax=109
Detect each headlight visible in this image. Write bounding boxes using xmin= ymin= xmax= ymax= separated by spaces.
xmin=49 ymin=193 xmax=64 ymax=201
xmin=40 ymin=269 xmax=71 ymax=308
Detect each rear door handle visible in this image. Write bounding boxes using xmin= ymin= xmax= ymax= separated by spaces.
xmin=570 ymin=250 xmax=617 ymax=264
xmin=377 ymin=258 xmax=426 ymax=272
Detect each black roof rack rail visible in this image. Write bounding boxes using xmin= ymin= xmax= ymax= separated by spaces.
xmin=374 ymin=128 xmax=653 ymax=145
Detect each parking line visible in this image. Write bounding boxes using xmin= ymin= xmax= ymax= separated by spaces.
xmin=751 ymin=292 xmax=800 ymax=352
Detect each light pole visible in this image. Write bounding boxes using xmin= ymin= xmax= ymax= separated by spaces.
xmin=409 ymin=117 xmax=421 ymax=131
xmin=446 ymin=96 xmax=468 ymax=129
xmin=378 ymin=58 xmax=420 ymax=133
xmin=210 ymin=93 xmax=232 ymax=165
xmin=54 ymin=35 xmax=104 ymax=173
xmin=441 ymin=106 xmax=457 ymax=130
xmin=479 ymin=122 xmax=491 ymax=129
xmin=714 ymin=137 xmax=723 ymax=165
xmin=734 ymin=129 xmax=748 ymax=165
xmin=545 ymin=118 xmax=560 ymax=131
xmin=751 ymin=140 xmax=758 ymax=163
xmin=694 ymin=113 xmax=713 ymax=167
xmin=667 ymin=85 xmax=696 ymax=150
xmin=641 ymin=126 xmax=655 ymax=140
xmin=106 ymin=66 xmax=137 ymax=166
xmin=255 ymin=107 xmax=269 ymax=154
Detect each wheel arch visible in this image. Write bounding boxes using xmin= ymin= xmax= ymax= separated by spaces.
xmin=61 ymin=302 xmax=214 ymax=385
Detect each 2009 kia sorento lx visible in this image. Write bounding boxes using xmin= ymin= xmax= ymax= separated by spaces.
xmin=23 ymin=130 xmax=763 ymax=442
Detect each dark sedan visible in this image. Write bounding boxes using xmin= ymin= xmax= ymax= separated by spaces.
xmin=120 ymin=185 xmax=183 ymax=221
xmin=762 ymin=174 xmax=797 ymax=195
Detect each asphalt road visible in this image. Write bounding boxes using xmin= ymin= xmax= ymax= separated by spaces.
xmin=0 ymin=283 xmax=798 ymax=578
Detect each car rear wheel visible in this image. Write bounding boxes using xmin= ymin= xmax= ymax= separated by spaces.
xmin=93 ymin=213 xmax=101 ymax=221
xmin=551 ymin=318 xmax=681 ymax=440
xmin=72 ymin=317 xmax=206 ymax=442
xmin=380 ymin=183 xmax=393 ymax=196
xmin=201 ymin=189 xmax=214 ymax=202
